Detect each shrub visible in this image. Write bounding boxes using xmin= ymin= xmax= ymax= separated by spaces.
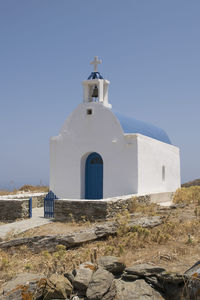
xmin=173 ymin=186 xmax=200 ymax=205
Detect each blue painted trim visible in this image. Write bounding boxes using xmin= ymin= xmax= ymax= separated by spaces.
xmin=44 ymin=190 xmax=58 ymax=218
xmin=29 ymin=197 xmax=32 ymax=218
xmin=115 ymin=112 xmax=172 ymax=144
xmin=85 ymin=152 xmax=103 ymax=199
xmin=87 ymin=72 xmax=104 ymax=80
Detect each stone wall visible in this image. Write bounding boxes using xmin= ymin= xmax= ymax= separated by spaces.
xmin=0 ymin=195 xmax=45 ymax=221
xmin=0 ymin=199 xmax=29 ymax=221
xmin=54 ymin=199 xmax=108 ymax=222
xmin=54 ymin=193 xmax=168 ymax=222
xmin=31 ymin=195 xmax=44 ymax=208
xmin=54 ymin=192 xmax=174 ymax=222
xmin=106 ymin=195 xmax=151 ymax=220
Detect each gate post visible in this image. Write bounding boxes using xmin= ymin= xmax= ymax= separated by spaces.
xmin=29 ymin=197 xmax=32 ymax=218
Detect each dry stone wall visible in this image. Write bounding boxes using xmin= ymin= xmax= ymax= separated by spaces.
xmin=54 ymin=192 xmax=173 ymax=222
xmin=0 ymin=199 xmax=29 ymax=221
xmin=54 ymin=194 xmax=155 ymax=222
xmin=54 ymin=199 xmax=108 ymax=222
xmin=32 ymin=195 xmax=44 ymax=208
xmin=0 ymin=195 xmax=44 ymax=221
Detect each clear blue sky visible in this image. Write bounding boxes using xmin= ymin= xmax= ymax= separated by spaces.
xmin=0 ymin=0 xmax=200 ymax=189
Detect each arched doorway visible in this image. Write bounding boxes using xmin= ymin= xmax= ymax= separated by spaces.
xmin=85 ymin=152 xmax=103 ymax=199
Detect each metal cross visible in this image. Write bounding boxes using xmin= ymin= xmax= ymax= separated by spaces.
xmin=90 ymin=56 xmax=102 ymax=72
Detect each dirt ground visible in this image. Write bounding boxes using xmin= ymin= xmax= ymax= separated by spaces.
xmin=13 ymin=202 xmax=200 ymax=275
xmin=18 ymin=220 xmax=96 ymax=237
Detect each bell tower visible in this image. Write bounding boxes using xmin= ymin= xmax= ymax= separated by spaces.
xmin=82 ymin=56 xmax=112 ymax=108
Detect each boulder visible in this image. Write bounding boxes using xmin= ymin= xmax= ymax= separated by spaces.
xmin=154 ymin=273 xmax=188 ymax=300
xmin=0 ymin=273 xmax=46 ymax=300
xmin=184 ymin=260 xmax=200 ymax=277
xmin=114 ymin=279 xmax=165 ymax=300
xmin=86 ymin=267 xmax=114 ymax=300
xmin=97 ymin=256 xmax=125 ymax=275
xmin=128 ymin=216 xmax=163 ymax=228
xmin=101 ymin=280 xmax=116 ymax=300
xmin=64 ymin=271 xmax=75 ymax=285
xmin=0 ymin=216 xmax=163 ymax=252
xmin=43 ymin=273 xmax=72 ymax=299
xmin=73 ymin=262 xmax=95 ymax=293
xmin=122 ymin=263 xmax=165 ymax=280
xmin=183 ymin=260 xmax=200 ymax=299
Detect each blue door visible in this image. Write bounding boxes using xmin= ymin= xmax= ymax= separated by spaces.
xmin=85 ymin=152 xmax=103 ymax=199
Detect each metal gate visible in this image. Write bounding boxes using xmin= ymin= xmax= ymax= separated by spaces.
xmin=44 ymin=191 xmax=57 ymax=218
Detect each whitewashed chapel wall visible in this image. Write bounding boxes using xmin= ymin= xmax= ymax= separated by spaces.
xmin=50 ymin=102 xmax=138 ymax=199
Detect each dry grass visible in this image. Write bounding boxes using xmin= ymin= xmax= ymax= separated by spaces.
xmin=128 ymin=200 xmax=158 ymax=215
xmin=173 ymin=186 xmax=200 ymax=205
xmin=182 ymin=178 xmax=200 ymax=188
xmin=17 ymin=185 xmax=49 ymax=193
xmin=0 ymin=215 xmax=199 ymax=287
xmin=0 ymin=185 xmax=49 ymax=196
xmin=0 ymin=187 xmax=200 ymax=288
xmin=0 ymin=190 xmax=12 ymax=196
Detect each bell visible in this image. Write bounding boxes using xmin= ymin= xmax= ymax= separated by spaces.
xmin=92 ymin=86 xmax=98 ymax=98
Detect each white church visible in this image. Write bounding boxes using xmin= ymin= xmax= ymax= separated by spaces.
xmin=50 ymin=57 xmax=180 ymax=200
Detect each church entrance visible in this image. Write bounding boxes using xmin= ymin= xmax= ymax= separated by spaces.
xmin=85 ymin=152 xmax=103 ymax=199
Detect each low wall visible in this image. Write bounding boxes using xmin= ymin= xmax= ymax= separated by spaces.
xmin=31 ymin=195 xmax=44 ymax=208
xmin=0 ymin=199 xmax=29 ymax=221
xmin=0 ymin=195 xmax=45 ymax=221
xmin=54 ymin=192 xmax=173 ymax=222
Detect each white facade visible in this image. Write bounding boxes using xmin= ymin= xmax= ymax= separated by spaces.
xmin=50 ymin=58 xmax=181 ymax=199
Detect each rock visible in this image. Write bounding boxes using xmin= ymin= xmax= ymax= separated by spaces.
xmin=0 ymin=273 xmax=46 ymax=300
xmin=0 ymin=216 xmax=163 ymax=252
xmin=128 ymin=216 xmax=163 ymax=228
xmin=183 ymin=260 xmax=200 ymax=299
xmin=43 ymin=274 xmax=73 ymax=299
xmin=114 ymin=279 xmax=165 ymax=300
xmin=0 ymin=231 xmax=100 ymax=253
xmin=101 ymin=280 xmax=116 ymax=300
xmin=184 ymin=260 xmax=200 ymax=277
xmin=170 ymin=203 xmax=186 ymax=209
xmin=123 ymin=263 xmax=165 ymax=279
xmin=64 ymin=271 xmax=75 ymax=285
xmin=121 ymin=273 xmax=139 ymax=281
xmin=155 ymin=273 xmax=188 ymax=300
xmin=0 ymin=289 xmax=22 ymax=300
xmin=86 ymin=267 xmax=114 ymax=300
xmin=97 ymin=256 xmax=125 ymax=275
xmin=70 ymin=296 xmax=85 ymax=300
xmin=94 ymin=222 xmax=118 ymax=237
xmin=73 ymin=262 xmax=95 ymax=293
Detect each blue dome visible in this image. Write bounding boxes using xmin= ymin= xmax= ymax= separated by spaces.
xmin=115 ymin=112 xmax=172 ymax=144
xmin=88 ymin=72 xmax=104 ymax=80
